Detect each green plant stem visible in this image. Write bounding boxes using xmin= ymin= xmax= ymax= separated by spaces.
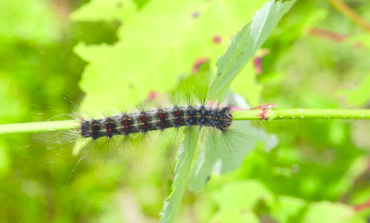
xmin=233 ymin=109 xmax=370 ymax=120
xmin=0 ymin=109 xmax=369 ymax=135
xmin=0 ymin=120 xmax=79 ymax=134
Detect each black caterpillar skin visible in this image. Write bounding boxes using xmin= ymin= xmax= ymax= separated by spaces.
xmin=80 ymin=105 xmax=232 ymax=140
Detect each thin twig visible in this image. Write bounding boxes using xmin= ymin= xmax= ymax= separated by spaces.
xmin=233 ymin=109 xmax=370 ymax=120
xmin=328 ymin=0 xmax=370 ymax=32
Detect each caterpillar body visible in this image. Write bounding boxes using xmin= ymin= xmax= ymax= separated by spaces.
xmin=79 ymin=105 xmax=232 ymax=140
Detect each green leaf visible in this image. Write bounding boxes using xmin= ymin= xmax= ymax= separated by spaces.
xmin=188 ymin=121 xmax=278 ymax=193
xmin=171 ymin=62 xmax=211 ymax=102
xmin=230 ymin=62 xmax=262 ymax=106
xmin=0 ymin=0 xmax=61 ymax=43
xmin=271 ymin=196 xmax=307 ymax=223
xmin=272 ymin=196 xmax=359 ymax=223
xmin=159 ymin=128 xmax=200 ymax=223
xmin=302 ymin=202 xmax=355 ymax=223
xmin=339 ymin=75 xmax=370 ymax=106
xmin=208 ymin=0 xmax=295 ymax=100
xmin=0 ymin=142 xmax=10 ymax=177
xmin=70 ymin=0 xmax=137 ymax=22
xmin=325 ymin=157 xmax=368 ymax=199
xmin=72 ymin=0 xmax=269 ymax=113
xmin=210 ymin=180 xmax=274 ymax=223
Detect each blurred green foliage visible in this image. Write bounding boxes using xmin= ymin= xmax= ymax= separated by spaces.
xmin=0 ymin=0 xmax=369 ymax=222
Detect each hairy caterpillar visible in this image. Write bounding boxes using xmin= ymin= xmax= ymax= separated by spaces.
xmin=80 ymin=105 xmax=232 ymax=140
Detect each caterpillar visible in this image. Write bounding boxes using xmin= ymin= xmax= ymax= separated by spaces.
xmin=79 ymin=105 xmax=232 ymax=140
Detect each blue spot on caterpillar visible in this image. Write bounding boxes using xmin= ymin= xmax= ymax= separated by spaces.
xmin=79 ymin=105 xmax=232 ymax=140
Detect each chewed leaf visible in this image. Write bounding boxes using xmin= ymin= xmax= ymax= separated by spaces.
xmin=160 ymin=128 xmax=200 ymax=223
xmin=70 ymin=0 xmax=137 ymax=22
xmin=189 ymin=121 xmax=278 ymax=193
xmin=208 ymin=0 xmax=295 ymax=100
xmin=171 ymin=63 xmax=211 ymax=102
xmin=73 ymin=0 xmax=268 ymax=114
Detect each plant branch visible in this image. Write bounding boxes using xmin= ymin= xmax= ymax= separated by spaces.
xmin=0 ymin=109 xmax=369 ymax=135
xmin=0 ymin=120 xmax=79 ymax=134
xmin=233 ymin=109 xmax=370 ymax=120
xmin=353 ymin=200 xmax=370 ymax=212
xmin=328 ymin=0 xmax=370 ymax=32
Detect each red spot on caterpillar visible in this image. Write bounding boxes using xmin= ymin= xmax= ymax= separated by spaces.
xmin=123 ymin=120 xmax=129 ymax=125
xmin=140 ymin=116 xmax=146 ymax=122
xmin=176 ymin=119 xmax=181 ymax=124
xmin=106 ymin=124 xmax=112 ymax=130
xmin=213 ymin=35 xmax=221 ymax=44
xmin=192 ymin=57 xmax=209 ymax=73
xmin=160 ymin=122 xmax=165 ymax=127
xmin=158 ymin=113 xmax=164 ymax=119
xmin=174 ymin=111 xmax=180 ymax=116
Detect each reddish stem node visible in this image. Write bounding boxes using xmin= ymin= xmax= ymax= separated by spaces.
xmin=353 ymin=200 xmax=370 ymax=212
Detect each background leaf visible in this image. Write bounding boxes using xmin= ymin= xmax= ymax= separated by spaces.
xmin=208 ymin=0 xmax=295 ymax=100
xmin=0 ymin=0 xmax=61 ymax=43
xmin=72 ymin=0 xmax=269 ymax=113
xmin=189 ymin=121 xmax=278 ymax=193
xmin=302 ymin=202 xmax=355 ymax=223
xmin=160 ymin=128 xmax=200 ymax=223
xmin=1 ymin=0 xmax=370 ymax=222
xmin=339 ymin=75 xmax=370 ymax=106
xmin=210 ymin=180 xmax=274 ymax=223
xmin=70 ymin=0 xmax=137 ymax=22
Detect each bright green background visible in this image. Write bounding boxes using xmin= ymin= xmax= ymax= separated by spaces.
xmin=0 ymin=0 xmax=369 ymax=222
